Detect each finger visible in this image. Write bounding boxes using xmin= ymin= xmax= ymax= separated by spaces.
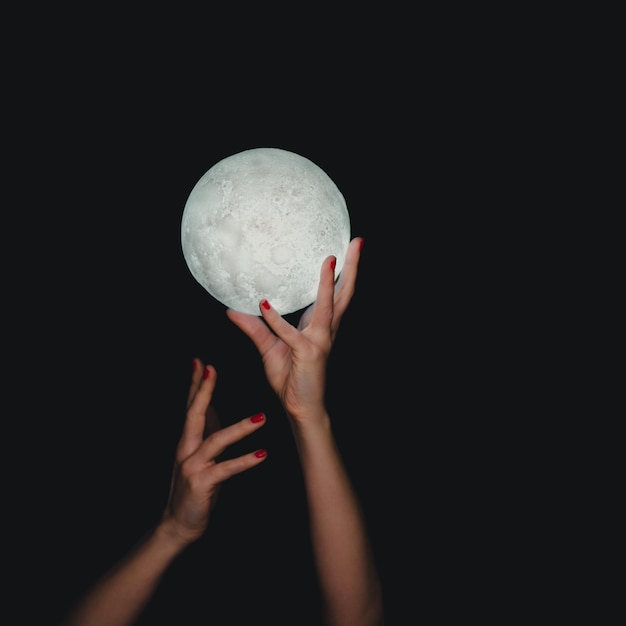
xmin=296 ymin=237 xmax=363 ymax=334
xmin=197 ymin=411 xmax=267 ymax=465
xmin=226 ymin=308 xmax=279 ymax=355
xmin=257 ymin=298 xmax=302 ymax=350
xmin=178 ymin=364 xmax=217 ymax=460
xmin=334 ymin=237 xmax=362 ymax=308
xmin=331 ymin=236 xmax=363 ymax=329
xmin=200 ymin=447 xmax=268 ymax=485
xmin=187 ymin=357 xmax=205 ymax=408
xmin=308 ymin=255 xmax=337 ymax=337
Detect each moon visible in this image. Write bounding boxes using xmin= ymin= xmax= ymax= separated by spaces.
xmin=181 ymin=147 xmax=351 ymax=315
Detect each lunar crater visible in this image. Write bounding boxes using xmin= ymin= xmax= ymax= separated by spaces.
xmin=181 ymin=147 xmax=350 ymax=315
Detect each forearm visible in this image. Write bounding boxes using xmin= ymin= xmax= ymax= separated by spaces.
xmin=61 ymin=522 xmax=189 ymax=626
xmin=291 ymin=412 xmax=384 ymax=626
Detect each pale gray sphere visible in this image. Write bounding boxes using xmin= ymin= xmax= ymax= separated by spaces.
xmin=181 ymin=147 xmax=351 ymax=315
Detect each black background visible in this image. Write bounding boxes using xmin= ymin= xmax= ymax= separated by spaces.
xmin=5 ymin=11 xmax=543 ymax=625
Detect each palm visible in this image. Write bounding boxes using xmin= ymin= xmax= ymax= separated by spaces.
xmin=227 ymin=236 xmax=362 ymax=410
xmin=261 ymin=336 xmax=292 ymax=398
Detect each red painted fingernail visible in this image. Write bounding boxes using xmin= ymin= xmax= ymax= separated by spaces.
xmin=250 ymin=412 xmax=265 ymax=423
xmin=254 ymin=449 xmax=267 ymax=458
xmin=359 ymin=238 xmax=364 ymax=251
xmin=330 ymin=256 xmax=336 ymax=271
xmin=203 ymin=366 xmax=211 ymax=380
xmin=261 ymin=299 xmax=271 ymax=310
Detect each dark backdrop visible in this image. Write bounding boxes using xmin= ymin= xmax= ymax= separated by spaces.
xmin=6 ymin=16 xmax=536 ymax=625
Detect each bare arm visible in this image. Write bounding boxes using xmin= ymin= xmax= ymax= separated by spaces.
xmin=61 ymin=361 xmax=268 ymax=626
xmin=60 ymin=523 xmax=188 ymax=626
xmin=227 ymin=237 xmax=384 ymax=626
xmin=289 ymin=409 xmax=384 ymax=626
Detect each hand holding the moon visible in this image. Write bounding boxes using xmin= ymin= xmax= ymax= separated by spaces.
xmin=227 ymin=235 xmax=384 ymax=626
xmin=226 ymin=236 xmax=363 ymax=423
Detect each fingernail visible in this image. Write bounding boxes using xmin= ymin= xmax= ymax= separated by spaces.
xmin=330 ymin=256 xmax=336 ymax=271
xmin=254 ymin=449 xmax=267 ymax=458
xmin=359 ymin=238 xmax=364 ymax=251
xmin=250 ymin=412 xmax=265 ymax=423
xmin=203 ymin=366 xmax=211 ymax=380
xmin=261 ymin=299 xmax=271 ymax=310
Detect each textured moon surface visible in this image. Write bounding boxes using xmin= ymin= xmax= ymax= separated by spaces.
xmin=181 ymin=147 xmax=351 ymax=315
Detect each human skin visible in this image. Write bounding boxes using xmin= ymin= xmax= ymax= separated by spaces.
xmin=227 ymin=237 xmax=385 ymax=626
xmin=60 ymin=364 xmax=268 ymax=626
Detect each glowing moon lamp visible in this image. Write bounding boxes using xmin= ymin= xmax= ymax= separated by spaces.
xmin=181 ymin=147 xmax=351 ymax=315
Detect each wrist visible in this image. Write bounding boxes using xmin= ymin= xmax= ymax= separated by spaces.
xmin=287 ymin=409 xmax=334 ymax=447
xmin=286 ymin=407 xmax=331 ymax=430
xmin=153 ymin=517 xmax=198 ymax=555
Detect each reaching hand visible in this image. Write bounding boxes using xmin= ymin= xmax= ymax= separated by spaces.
xmin=226 ymin=237 xmax=363 ymax=422
xmin=60 ymin=359 xmax=269 ymax=626
xmin=160 ymin=359 xmax=268 ymax=546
